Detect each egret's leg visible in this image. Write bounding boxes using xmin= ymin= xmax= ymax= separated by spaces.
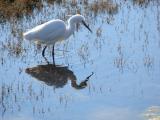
xmin=42 ymin=46 xmax=47 ymax=57
xmin=42 ymin=46 xmax=49 ymax=64
xmin=52 ymin=45 xmax=55 ymax=65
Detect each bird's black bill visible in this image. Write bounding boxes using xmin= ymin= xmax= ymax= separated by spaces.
xmin=82 ymin=20 xmax=92 ymax=33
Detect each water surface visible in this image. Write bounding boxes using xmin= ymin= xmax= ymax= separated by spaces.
xmin=0 ymin=0 xmax=160 ymax=120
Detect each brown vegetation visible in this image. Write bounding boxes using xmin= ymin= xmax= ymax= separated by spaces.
xmin=133 ymin=0 xmax=150 ymax=5
xmin=89 ymin=0 xmax=118 ymax=15
xmin=0 ymin=0 xmax=119 ymax=22
xmin=0 ymin=0 xmax=43 ymax=22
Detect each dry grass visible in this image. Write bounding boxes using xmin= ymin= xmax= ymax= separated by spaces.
xmin=133 ymin=0 xmax=150 ymax=5
xmin=1 ymin=40 xmax=24 ymax=57
xmin=0 ymin=0 xmax=43 ymax=21
xmin=0 ymin=0 xmax=119 ymax=22
xmin=89 ymin=0 xmax=118 ymax=15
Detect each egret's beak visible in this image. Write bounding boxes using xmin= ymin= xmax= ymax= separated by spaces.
xmin=82 ymin=20 xmax=92 ymax=33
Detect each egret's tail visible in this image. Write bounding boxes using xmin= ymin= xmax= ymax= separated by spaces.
xmin=23 ymin=31 xmax=35 ymax=41
xmin=23 ymin=32 xmax=31 ymax=40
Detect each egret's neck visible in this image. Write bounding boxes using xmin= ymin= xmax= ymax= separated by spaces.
xmin=64 ymin=20 xmax=76 ymax=39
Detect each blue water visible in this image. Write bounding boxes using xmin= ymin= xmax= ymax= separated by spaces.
xmin=0 ymin=0 xmax=160 ymax=120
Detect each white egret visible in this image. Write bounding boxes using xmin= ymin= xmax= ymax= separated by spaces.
xmin=23 ymin=14 xmax=92 ymax=65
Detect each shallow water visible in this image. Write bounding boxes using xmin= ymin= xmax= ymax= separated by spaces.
xmin=0 ymin=0 xmax=160 ymax=120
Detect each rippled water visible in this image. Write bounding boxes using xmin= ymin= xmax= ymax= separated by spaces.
xmin=0 ymin=0 xmax=160 ymax=120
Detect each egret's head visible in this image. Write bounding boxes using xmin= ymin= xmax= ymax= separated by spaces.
xmin=69 ymin=14 xmax=92 ymax=33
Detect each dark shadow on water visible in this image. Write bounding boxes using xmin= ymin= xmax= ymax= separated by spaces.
xmin=25 ymin=64 xmax=94 ymax=89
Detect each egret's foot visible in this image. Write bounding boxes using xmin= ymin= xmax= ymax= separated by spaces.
xmin=52 ymin=60 xmax=55 ymax=66
xmin=43 ymin=56 xmax=50 ymax=65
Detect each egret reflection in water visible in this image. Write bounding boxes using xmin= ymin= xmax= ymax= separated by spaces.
xmin=25 ymin=64 xmax=94 ymax=89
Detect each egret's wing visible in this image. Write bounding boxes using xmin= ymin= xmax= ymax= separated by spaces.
xmin=23 ymin=20 xmax=66 ymax=44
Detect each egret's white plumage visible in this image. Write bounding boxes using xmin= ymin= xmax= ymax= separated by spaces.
xmin=24 ymin=20 xmax=66 ymax=44
xmin=23 ymin=14 xmax=92 ymax=64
